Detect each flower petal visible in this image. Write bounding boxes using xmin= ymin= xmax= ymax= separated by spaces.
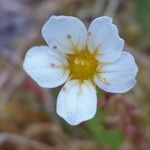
xmin=42 ymin=15 xmax=87 ymax=54
xmin=56 ymin=80 xmax=97 ymax=125
xmin=23 ymin=46 xmax=69 ymax=88
xmin=88 ymin=16 xmax=124 ymax=63
xmin=94 ymin=52 xmax=138 ymax=93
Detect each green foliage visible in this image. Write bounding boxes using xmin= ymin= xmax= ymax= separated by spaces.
xmin=88 ymin=109 xmax=123 ymax=150
xmin=135 ymin=0 xmax=150 ymax=34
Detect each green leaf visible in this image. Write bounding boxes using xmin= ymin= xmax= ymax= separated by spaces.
xmin=88 ymin=109 xmax=123 ymax=150
xmin=135 ymin=0 xmax=150 ymax=34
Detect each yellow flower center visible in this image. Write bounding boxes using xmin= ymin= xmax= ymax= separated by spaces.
xmin=67 ymin=49 xmax=99 ymax=82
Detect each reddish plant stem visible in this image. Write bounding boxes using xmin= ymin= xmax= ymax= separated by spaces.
xmin=100 ymin=92 xmax=144 ymax=149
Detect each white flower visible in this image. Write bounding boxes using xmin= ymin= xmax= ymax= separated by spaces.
xmin=23 ymin=16 xmax=138 ymax=125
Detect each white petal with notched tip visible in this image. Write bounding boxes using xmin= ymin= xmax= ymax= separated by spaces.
xmin=57 ymin=80 xmax=97 ymax=125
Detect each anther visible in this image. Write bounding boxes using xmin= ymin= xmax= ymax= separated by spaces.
xmin=53 ymin=45 xmax=57 ymax=49
xmin=74 ymin=59 xmax=80 ymax=65
xmin=62 ymin=86 xmax=66 ymax=91
xmin=88 ymin=32 xmax=91 ymax=36
xmin=67 ymin=34 xmax=72 ymax=39
xmin=81 ymin=61 xmax=84 ymax=66
xmin=50 ymin=63 xmax=55 ymax=68
xmin=100 ymin=76 xmax=108 ymax=84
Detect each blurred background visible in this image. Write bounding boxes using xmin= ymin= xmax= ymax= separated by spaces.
xmin=0 ymin=0 xmax=150 ymax=150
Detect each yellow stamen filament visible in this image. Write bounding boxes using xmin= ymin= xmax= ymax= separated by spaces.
xmin=50 ymin=63 xmax=66 ymax=69
xmin=98 ymin=75 xmax=108 ymax=84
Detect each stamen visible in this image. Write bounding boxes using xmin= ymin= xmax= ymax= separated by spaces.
xmin=74 ymin=59 xmax=80 ymax=65
xmin=50 ymin=63 xmax=66 ymax=69
xmin=53 ymin=45 xmax=57 ymax=49
xmin=66 ymin=34 xmax=77 ymax=52
xmin=99 ymin=75 xmax=108 ymax=84
xmin=50 ymin=63 xmax=55 ymax=68
xmin=88 ymin=32 xmax=91 ymax=36
xmin=62 ymin=86 xmax=67 ymax=91
xmin=81 ymin=61 xmax=84 ymax=66
xmin=67 ymin=50 xmax=99 ymax=82
xmin=67 ymin=34 xmax=72 ymax=39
